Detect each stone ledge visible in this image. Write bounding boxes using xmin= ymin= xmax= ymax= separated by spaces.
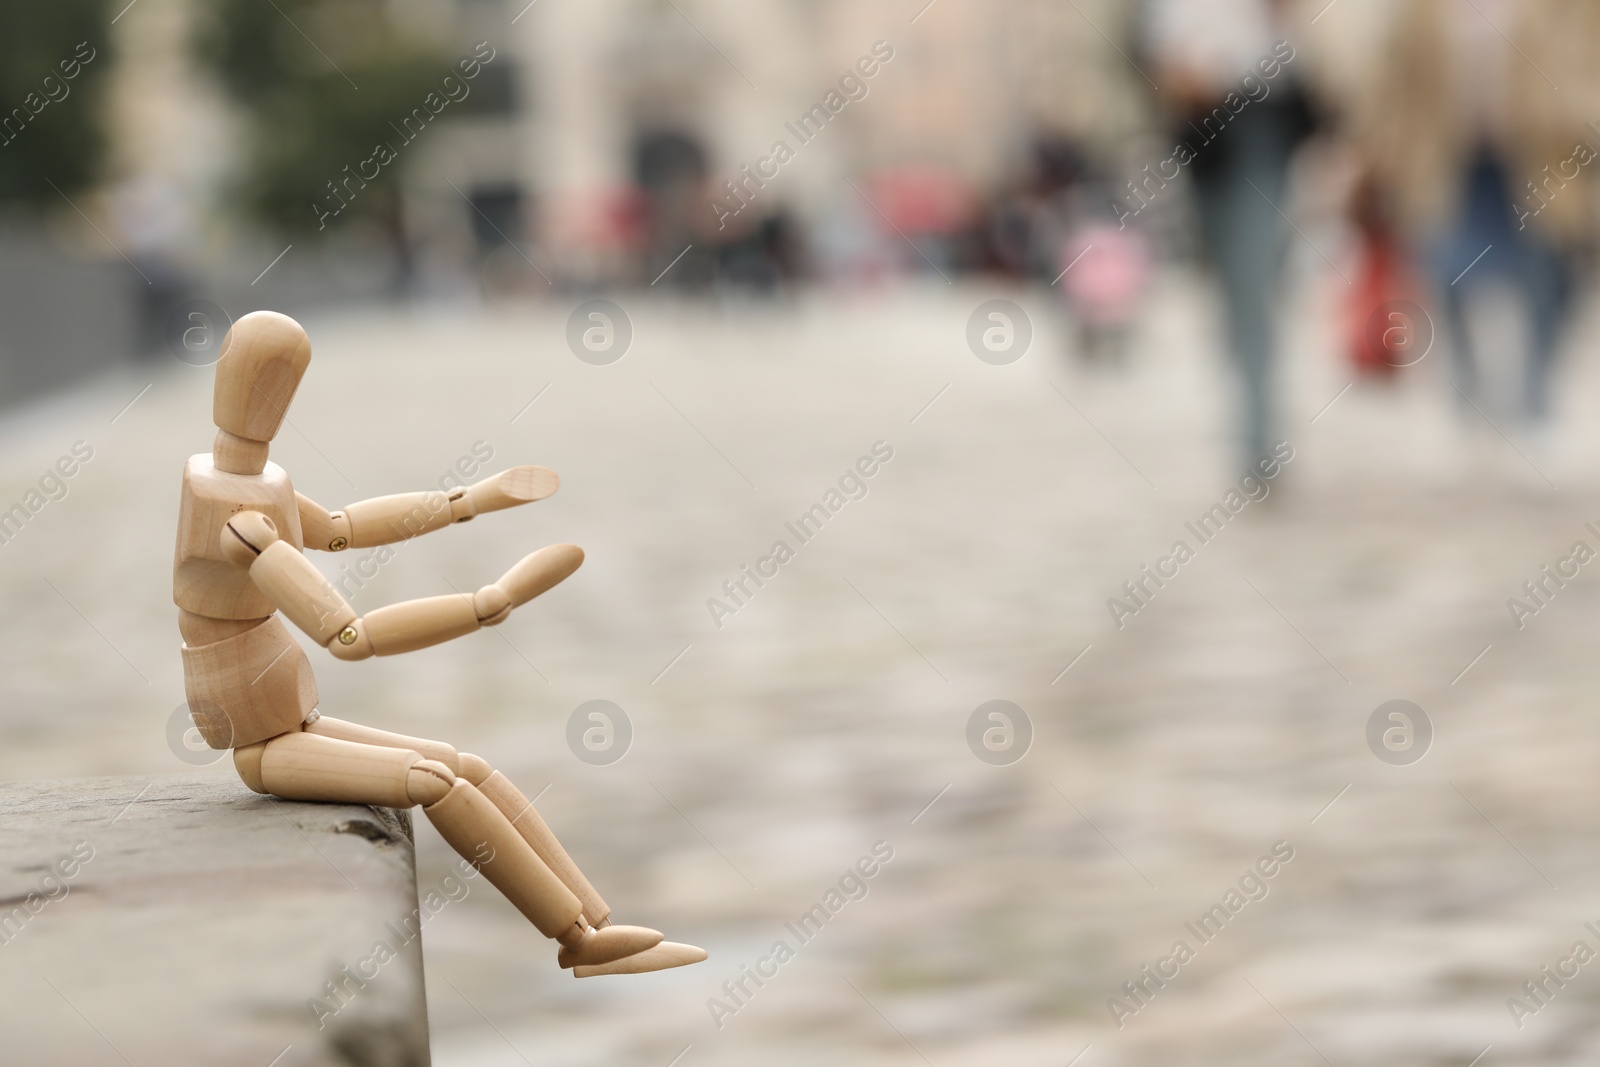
xmin=0 ymin=773 xmax=429 ymax=1067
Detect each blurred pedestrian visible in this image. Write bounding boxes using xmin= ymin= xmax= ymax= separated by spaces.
xmin=1352 ymin=0 xmax=1600 ymax=430
xmin=111 ymin=174 xmax=197 ymax=356
xmin=1344 ymin=172 xmax=1422 ymax=378
xmin=1143 ymin=0 xmax=1320 ymax=473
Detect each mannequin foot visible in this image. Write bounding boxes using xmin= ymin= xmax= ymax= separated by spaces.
xmin=555 ymin=921 xmax=663 ymax=968
xmin=572 ymin=940 xmax=708 ymax=977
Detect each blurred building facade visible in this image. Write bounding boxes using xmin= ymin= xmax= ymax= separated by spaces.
xmin=505 ymin=0 xmax=1147 ymax=283
xmin=98 ymin=0 xmax=1152 ymax=291
xmin=2 ymin=0 xmax=1430 ymax=406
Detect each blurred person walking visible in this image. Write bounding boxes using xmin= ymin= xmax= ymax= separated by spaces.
xmin=1142 ymin=0 xmax=1319 ymax=474
xmin=1353 ymin=0 xmax=1600 ymax=435
xmin=982 ymin=137 xmax=1153 ymax=363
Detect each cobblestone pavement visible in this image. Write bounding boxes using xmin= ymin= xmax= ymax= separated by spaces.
xmin=4 ymin=274 xmax=1600 ymax=1064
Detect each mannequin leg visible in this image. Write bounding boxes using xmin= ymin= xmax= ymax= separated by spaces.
xmin=301 ymin=714 xmax=461 ymax=770
xmin=305 ymin=716 xmax=611 ymax=924
xmin=457 ymin=755 xmax=611 ymax=926
xmin=233 ymin=727 xmax=660 ymax=967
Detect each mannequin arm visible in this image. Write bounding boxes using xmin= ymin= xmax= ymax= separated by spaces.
xmin=296 ymin=466 xmax=560 ymax=551
xmin=221 ymin=510 xmax=582 ymax=660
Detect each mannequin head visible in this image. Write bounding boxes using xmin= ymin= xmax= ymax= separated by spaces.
xmin=211 ymin=311 xmax=310 ymax=473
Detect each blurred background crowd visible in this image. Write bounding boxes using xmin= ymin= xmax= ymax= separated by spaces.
xmin=10 ymin=1 xmax=1600 ymax=1064
xmin=7 ymin=0 xmax=1600 ymax=464
xmin=9 ymin=0 xmax=1600 ymax=469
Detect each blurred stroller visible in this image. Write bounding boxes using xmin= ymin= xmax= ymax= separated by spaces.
xmin=1056 ymin=213 xmax=1151 ymax=364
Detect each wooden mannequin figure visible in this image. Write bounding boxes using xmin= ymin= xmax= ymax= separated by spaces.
xmin=174 ymin=310 xmax=706 ymax=978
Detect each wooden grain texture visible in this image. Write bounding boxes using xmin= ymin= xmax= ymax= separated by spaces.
xmin=173 ymin=455 xmax=303 ymax=619
xmin=294 ymin=492 xmax=352 ymax=553
xmin=305 ymin=715 xmax=461 ymax=773
xmin=210 ymin=430 xmax=268 ymax=475
xmin=478 ymin=768 xmax=611 ymax=926
xmin=424 ymin=780 xmax=582 ymax=939
xmin=259 ymin=730 xmax=422 ymax=809
xmin=466 ymin=465 xmax=560 ymax=514
xmin=555 ymin=924 xmax=662 ymax=968
xmin=342 ymin=491 xmax=453 ymax=547
xmin=248 ymin=541 xmax=357 ymax=645
xmin=212 ymin=310 xmax=311 ymax=442
xmin=176 ymin=609 xmax=266 ymax=645
xmin=492 ymin=544 xmax=584 ymax=609
xmin=572 ymin=940 xmax=709 ymax=978
xmin=359 ymin=594 xmax=480 ymax=656
xmin=180 ymin=614 xmax=317 ymax=748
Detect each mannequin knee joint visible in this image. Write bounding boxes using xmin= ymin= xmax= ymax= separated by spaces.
xmin=457 ymin=752 xmax=493 ymax=786
xmin=406 ymin=758 xmax=456 ymax=805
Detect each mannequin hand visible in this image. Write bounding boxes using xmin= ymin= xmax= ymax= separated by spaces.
xmin=473 ymin=543 xmax=584 ymax=624
xmin=456 ymin=467 xmax=560 ymax=520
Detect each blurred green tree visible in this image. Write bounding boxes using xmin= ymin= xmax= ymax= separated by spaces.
xmin=195 ymin=0 xmax=454 ymax=236
xmin=0 ymin=3 xmax=113 ymax=206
